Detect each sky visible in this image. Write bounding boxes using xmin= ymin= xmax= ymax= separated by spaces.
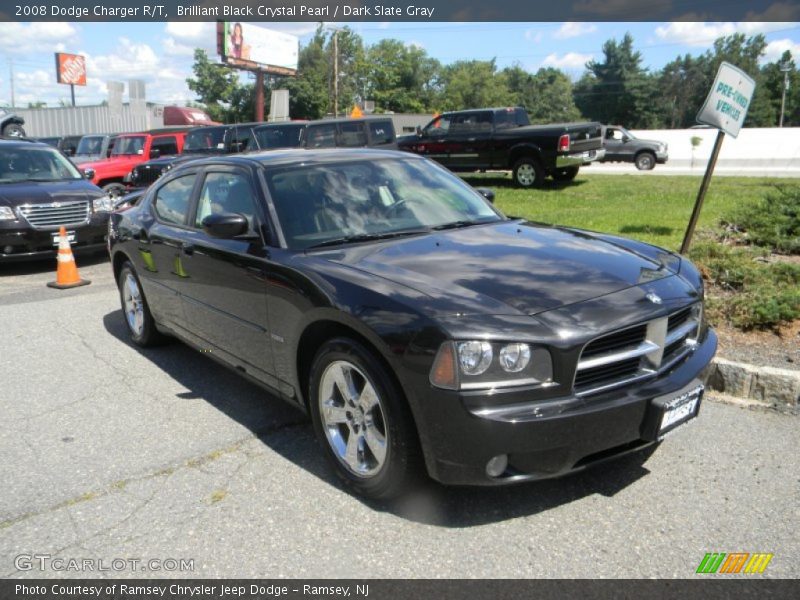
xmin=0 ymin=20 xmax=799 ymax=108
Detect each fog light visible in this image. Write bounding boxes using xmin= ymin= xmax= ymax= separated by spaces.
xmin=486 ymin=454 xmax=508 ymax=477
xmin=3 ymin=245 xmax=13 ymax=254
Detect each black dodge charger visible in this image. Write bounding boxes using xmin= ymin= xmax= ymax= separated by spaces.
xmin=108 ymin=149 xmax=716 ymax=499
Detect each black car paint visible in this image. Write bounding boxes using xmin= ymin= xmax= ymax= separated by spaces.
xmin=109 ymin=149 xmax=716 ymax=486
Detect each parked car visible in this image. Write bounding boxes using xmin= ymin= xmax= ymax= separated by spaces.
xmin=397 ymin=107 xmax=604 ymax=186
xmin=108 ymin=148 xmax=716 ymax=499
xmin=253 ymin=121 xmax=308 ymax=150
xmin=33 ymin=135 xmax=82 ymax=157
xmin=79 ymin=128 xmax=188 ymax=197
xmin=304 ymin=117 xmax=397 ymax=150
xmin=129 ymin=123 xmax=261 ymax=189
xmin=0 ymin=138 xmax=111 ymax=261
xmin=598 ymin=125 xmax=668 ymax=170
xmin=71 ymin=134 xmax=119 ymax=165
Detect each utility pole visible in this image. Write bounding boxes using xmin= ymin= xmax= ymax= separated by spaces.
xmin=333 ymin=30 xmax=339 ymax=118
xmin=8 ymin=58 xmax=15 ymax=108
xmin=779 ymin=61 xmax=791 ymax=127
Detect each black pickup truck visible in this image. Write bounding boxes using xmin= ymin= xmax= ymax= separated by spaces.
xmin=397 ymin=107 xmax=604 ymax=187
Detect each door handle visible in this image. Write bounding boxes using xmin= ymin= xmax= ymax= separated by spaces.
xmin=182 ymin=243 xmax=195 ymax=256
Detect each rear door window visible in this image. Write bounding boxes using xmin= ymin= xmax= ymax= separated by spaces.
xmin=367 ymin=121 xmax=395 ymax=145
xmin=152 ymin=136 xmax=179 ymax=157
xmin=306 ymin=124 xmax=337 ymax=148
xmin=337 ymin=122 xmax=368 ymax=147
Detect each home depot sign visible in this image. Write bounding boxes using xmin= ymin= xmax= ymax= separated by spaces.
xmin=55 ymin=52 xmax=87 ymax=86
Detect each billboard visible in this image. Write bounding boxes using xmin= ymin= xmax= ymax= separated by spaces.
xmin=55 ymin=53 xmax=87 ymax=86
xmin=218 ymin=22 xmax=298 ymax=75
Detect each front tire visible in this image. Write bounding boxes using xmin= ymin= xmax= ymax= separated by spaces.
xmin=118 ymin=262 xmax=166 ymax=347
xmin=512 ymin=157 xmax=545 ymax=188
xmin=552 ymin=166 xmax=579 ymax=182
xmin=309 ymin=338 xmax=421 ymax=499
xmin=635 ymin=152 xmax=656 ymax=171
xmin=103 ymin=182 xmax=127 ymax=198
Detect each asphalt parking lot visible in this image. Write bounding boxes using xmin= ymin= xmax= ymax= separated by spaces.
xmin=1 ymin=254 xmax=798 ymax=579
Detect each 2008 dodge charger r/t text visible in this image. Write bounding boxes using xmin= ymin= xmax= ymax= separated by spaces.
xmin=108 ymin=149 xmax=717 ymax=499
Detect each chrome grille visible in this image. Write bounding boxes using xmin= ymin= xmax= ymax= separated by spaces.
xmin=574 ymin=304 xmax=702 ymax=396
xmin=18 ymin=201 xmax=90 ymax=230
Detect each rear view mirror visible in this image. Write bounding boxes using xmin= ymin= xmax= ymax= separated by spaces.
xmin=475 ymin=187 xmax=495 ymax=203
xmin=202 ymin=213 xmax=248 ymax=239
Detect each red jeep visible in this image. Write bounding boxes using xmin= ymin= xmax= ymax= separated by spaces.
xmin=79 ymin=129 xmax=188 ymax=197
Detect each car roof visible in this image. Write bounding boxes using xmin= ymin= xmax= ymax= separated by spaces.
xmin=253 ymin=121 xmax=309 ymax=128
xmin=306 ymin=117 xmax=393 ymax=126
xmin=0 ymin=138 xmax=52 ymax=148
xmin=170 ymin=148 xmax=422 ymax=170
xmin=440 ymin=107 xmax=524 ymax=115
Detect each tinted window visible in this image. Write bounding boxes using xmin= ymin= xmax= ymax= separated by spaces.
xmin=494 ymin=111 xmax=516 ymax=130
xmin=227 ymin=128 xmax=257 ymax=152
xmin=195 ymin=172 xmax=257 ymax=229
xmin=337 ymin=122 xmax=367 ymax=147
xmin=152 ymin=136 xmax=179 ymax=157
xmin=423 ymin=115 xmax=451 ymax=136
xmin=184 ymin=128 xmax=226 ymax=152
xmin=153 ymin=175 xmax=195 ymax=225
xmin=367 ymin=121 xmax=395 ymax=145
xmin=451 ymin=112 xmax=493 ymax=134
xmin=306 ymin=124 xmax=337 ymax=148
xmin=256 ymin=125 xmax=305 ymax=149
xmin=76 ymin=136 xmax=105 ymax=156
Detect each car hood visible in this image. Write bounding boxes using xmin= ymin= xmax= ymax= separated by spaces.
xmin=0 ymin=179 xmax=103 ymax=207
xmin=317 ymin=221 xmax=678 ymax=316
xmin=80 ymin=156 xmax=140 ymax=171
xmin=635 ymin=138 xmax=666 ymax=147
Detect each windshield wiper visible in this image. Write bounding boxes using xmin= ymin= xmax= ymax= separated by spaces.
xmin=431 ymin=219 xmax=488 ymax=231
xmin=306 ymin=228 xmax=430 ymax=250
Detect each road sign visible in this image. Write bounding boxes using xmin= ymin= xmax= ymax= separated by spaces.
xmin=696 ymin=62 xmax=756 ymax=138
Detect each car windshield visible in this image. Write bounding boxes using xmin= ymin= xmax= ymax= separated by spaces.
xmin=183 ymin=128 xmax=226 ymax=153
xmin=0 ymin=146 xmax=83 ymax=182
xmin=75 ymin=136 xmax=104 ymax=156
xmin=265 ymin=157 xmax=504 ymax=250
xmin=255 ymin=125 xmax=305 ymax=149
xmin=112 ymin=136 xmax=146 ymax=156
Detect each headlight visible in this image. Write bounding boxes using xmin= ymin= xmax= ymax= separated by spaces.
xmin=0 ymin=206 xmax=16 ymax=220
xmin=431 ymin=340 xmax=553 ymax=390
xmin=92 ymin=196 xmax=114 ymax=212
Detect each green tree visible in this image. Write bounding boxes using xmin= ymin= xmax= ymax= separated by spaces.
xmin=186 ymin=49 xmax=243 ymax=122
xmin=504 ymin=65 xmax=582 ymax=123
xmin=283 ymin=26 xmax=330 ymax=119
xmin=574 ymin=33 xmax=659 ymax=127
xmin=760 ymin=50 xmax=798 ymax=126
xmin=657 ymin=53 xmax=708 ymax=128
xmin=437 ymin=60 xmax=513 ymax=111
xmin=365 ymin=39 xmax=441 ymax=112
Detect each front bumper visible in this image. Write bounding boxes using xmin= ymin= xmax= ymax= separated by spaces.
xmin=557 ymin=148 xmax=606 ymax=168
xmin=656 ymin=150 xmax=669 ymax=163
xmin=0 ymin=216 xmax=109 ymax=262
xmin=415 ymin=327 xmax=716 ymax=485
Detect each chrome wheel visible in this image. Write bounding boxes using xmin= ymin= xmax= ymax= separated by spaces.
xmin=318 ymin=360 xmax=388 ymax=478
xmin=122 ymin=272 xmax=144 ymax=336
xmin=516 ymin=163 xmax=536 ymax=186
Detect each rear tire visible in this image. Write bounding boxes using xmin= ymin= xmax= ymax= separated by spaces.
xmin=118 ymin=262 xmax=167 ymax=347
xmin=309 ymin=337 xmax=422 ymax=499
xmin=635 ymin=152 xmax=656 ymax=171
xmin=512 ymin=157 xmax=545 ymax=188
xmin=552 ymin=166 xmax=579 ymax=182
xmin=103 ymin=182 xmax=127 ymax=198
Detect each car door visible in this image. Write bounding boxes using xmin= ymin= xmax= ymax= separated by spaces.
xmin=141 ymin=170 xmax=202 ymax=329
xmin=603 ymin=127 xmax=627 ymax=161
xmin=415 ymin=114 xmax=452 ymax=165
xmin=175 ymin=165 xmax=277 ymax=387
xmin=446 ymin=111 xmax=494 ymax=170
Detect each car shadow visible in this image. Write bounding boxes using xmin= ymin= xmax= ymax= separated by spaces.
xmin=103 ymin=309 xmax=656 ymax=527
xmin=461 ymin=174 xmax=589 ymax=192
xmin=0 ymin=251 xmax=108 ymax=276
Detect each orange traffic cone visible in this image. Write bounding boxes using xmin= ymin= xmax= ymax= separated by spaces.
xmin=350 ymin=105 xmax=363 ymax=118
xmin=47 ymin=226 xmax=91 ymax=289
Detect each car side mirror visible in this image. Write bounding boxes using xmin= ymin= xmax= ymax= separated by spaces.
xmin=83 ymin=168 xmax=95 ymax=180
xmin=622 ymin=136 xmax=630 ymax=142
xmin=475 ymin=187 xmax=495 ymax=203
xmin=149 ymin=148 xmax=161 ymax=159
xmin=202 ymin=213 xmax=249 ymax=239
xmin=416 ymin=126 xmax=424 ymax=137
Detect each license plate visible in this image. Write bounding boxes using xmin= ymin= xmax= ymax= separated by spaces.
xmin=641 ymin=380 xmax=703 ymax=441
xmin=52 ymin=231 xmax=76 ymax=246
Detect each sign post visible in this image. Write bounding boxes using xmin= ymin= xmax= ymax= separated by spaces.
xmin=680 ymin=62 xmax=756 ymax=254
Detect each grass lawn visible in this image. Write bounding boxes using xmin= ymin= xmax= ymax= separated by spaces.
xmin=460 ymin=172 xmax=795 ymax=251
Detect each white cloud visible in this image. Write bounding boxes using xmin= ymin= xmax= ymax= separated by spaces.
xmin=553 ymin=23 xmax=597 ymax=40
xmin=165 ymin=21 xmax=214 ymax=42
xmin=0 ymin=22 xmax=79 ymax=55
xmin=763 ymin=38 xmax=800 ymax=63
xmin=542 ymin=52 xmax=593 ymax=70
xmin=654 ymin=22 xmax=798 ymax=47
xmin=525 ymin=29 xmax=543 ymax=43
